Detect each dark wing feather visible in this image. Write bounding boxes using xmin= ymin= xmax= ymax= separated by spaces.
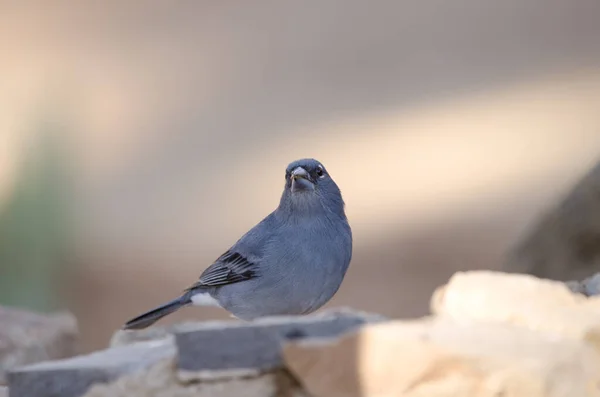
xmin=185 ymin=250 xmax=258 ymax=291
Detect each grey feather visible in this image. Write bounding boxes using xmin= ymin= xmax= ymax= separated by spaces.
xmin=123 ymin=158 xmax=352 ymax=329
xmin=189 ymin=250 xmax=258 ymax=288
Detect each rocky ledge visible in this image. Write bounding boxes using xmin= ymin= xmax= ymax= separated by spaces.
xmin=0 ymin=305 xmax=78 ymax=386
xmin=4 ymin=270 xmax=600 ymax=397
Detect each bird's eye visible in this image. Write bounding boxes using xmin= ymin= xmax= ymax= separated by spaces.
xmin=316 ymin=167 xmax=324 ymax=178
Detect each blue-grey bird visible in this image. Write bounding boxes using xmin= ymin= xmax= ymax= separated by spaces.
xmin=123 ymin=158 xmax=352 ymax=330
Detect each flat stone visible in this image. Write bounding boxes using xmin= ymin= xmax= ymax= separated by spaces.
xmin=8 ymin=339 xmax=175 ymax=397
xmin=174 ymin=308 xmax=386 ymax=379
xmin=0 ymin=305 xmax=79 ymax=383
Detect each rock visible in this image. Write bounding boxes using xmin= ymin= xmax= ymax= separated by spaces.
xmin=566 ymin=273 xmax=600 ymax=296
xmin=565 ymin=279 xmax=587 ymax=295
xmin=505 ymin=160 xmax=600 ymax=282
xmin=109 ymin=320 xmax=213 ymax=348
xmin=8 ymin=339 xmax=175 ymax=397
xmin=283 ymin=318 xmax=600 ymax=397
xmin=0 ymin=305 xmax=79 ymax=384
xmin=430 ymin=271 xmax=600 ymax=352
xmin=430 ymin=270 xmax=586 ymax=314
xmin=110 ymin=328 xmax=173 ymax=348
xmin=82 ymin=361 xmax=307 ymax=397
xmin=583 ymin=273 xmax=600 ymax=296
xmin=175 ymin=307 xmax=385 ymax=380
xmin=0 ymin=386 xmax=6 ymax=397
xmin=8 ymin=308 xmax=382 ymax=397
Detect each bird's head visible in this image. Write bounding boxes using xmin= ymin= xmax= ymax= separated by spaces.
xmin=278 ymin=158 xmax=346 ymax=218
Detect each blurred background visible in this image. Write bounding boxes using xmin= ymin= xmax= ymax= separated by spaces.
xmin=1 ymin=1 xmax=600 ymax=352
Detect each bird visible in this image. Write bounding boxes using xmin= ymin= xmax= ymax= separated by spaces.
xmin=122 ymin=158 xmax=352 ymax=330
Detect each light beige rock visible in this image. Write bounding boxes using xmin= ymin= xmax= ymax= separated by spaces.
xmin=431 ymin=270 xmax=586 ymax=312
xmin=283 ymin=318 xmax=600 ymax=397
xmin=431 ymin=271 xmax=600 ymax=351
xmin=83 ymin=357 xmax=308 ymax=397
xmin=0 ymin=305 xmax=79 ymax=383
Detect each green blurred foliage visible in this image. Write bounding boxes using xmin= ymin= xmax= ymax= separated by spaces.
xmin=0 ymin=118 xmax=72 ymax=312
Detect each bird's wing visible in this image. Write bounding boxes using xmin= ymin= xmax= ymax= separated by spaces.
xmin=185 ymin=212 xmax=277 ymax=292
xmin=185 ymin=250 xmax=258 ymax=290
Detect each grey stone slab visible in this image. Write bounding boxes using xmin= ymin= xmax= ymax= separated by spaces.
xmin=579 ymin=273 xmax=600 ymax=296
xmin=566 ymin=273 xmax=600 ymax=297
xmin=565 ymin=280 xmax=586 ymax=295
xmin=8 ymin=339 xmax=175 ymax=397
xmin=175 ymin=307 xmax=386 ymax=377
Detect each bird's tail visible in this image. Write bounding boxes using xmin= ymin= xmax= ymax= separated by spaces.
xmin=122 ymin=295 xmax=190 ymax=330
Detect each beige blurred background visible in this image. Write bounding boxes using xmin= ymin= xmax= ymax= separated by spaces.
xmin=1 ymin=0 xmax=600 ymax=352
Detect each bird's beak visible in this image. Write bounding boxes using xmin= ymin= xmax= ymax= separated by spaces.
xmin=291 ymin=167 xmax=314 ymax=192
xmin=292 ymin=167 xmax=310 ymax=181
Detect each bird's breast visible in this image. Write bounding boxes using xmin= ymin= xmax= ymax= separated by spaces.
xmin=271 ymin=219 xmax=351 ymax=280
